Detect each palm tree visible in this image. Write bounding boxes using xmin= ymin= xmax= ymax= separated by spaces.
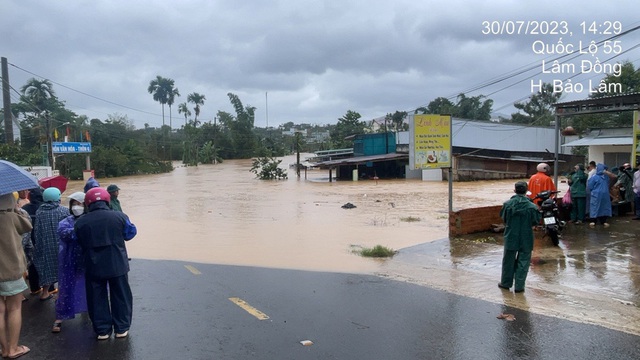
xmin=20 ymin=78 xmax=58 ymax=165
xmin=178 ymin=102 xmax=191 ymax=127
xmin=167 ymin=82 xmax=180 ymax=130
xmin=187 ymin=92 xmax=206 ymax=126
xmin=147 ymin=76 xmax=171 ymax=128
xmin=21 ymin=78 xmax=56 ymax=114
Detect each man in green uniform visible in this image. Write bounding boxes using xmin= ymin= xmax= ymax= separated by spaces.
xmin=498 ymin=181 xmax=541 ymax=293
xmin=107 ymin=185 xmax=122 ymax=212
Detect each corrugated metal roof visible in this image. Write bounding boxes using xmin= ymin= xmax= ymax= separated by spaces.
xmin=562 ymin=136 xmax=632 ymax=147
xmin=314 ymin=152 xmax=408 ymax=168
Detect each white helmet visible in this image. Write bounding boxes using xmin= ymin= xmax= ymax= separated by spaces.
xmin=68 ymin=192 xmax=86 ymax=204
xmin=537 ymin=163 xmax=550 ymax=173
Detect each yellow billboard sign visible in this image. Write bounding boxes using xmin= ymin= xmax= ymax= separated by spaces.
xmin=410 ymin=114 xmax=452 ymax=170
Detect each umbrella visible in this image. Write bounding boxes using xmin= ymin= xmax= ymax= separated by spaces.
xmin=0 ymin=160 xmax=40 ymax=195
xmin=39 ymin=175 xmax=69 ymax=193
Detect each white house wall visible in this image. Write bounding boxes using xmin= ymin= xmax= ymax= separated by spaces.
xmin=588 ymin=145 xmax=633 ymax=164
xmin=397 ymin=119 xmax=568 ymax=154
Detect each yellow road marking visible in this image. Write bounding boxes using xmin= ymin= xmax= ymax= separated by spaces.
xmin=184 ymin=265 xmax=201 ymax=275
xmin=229 ymin=297 xmax=270 ymax=320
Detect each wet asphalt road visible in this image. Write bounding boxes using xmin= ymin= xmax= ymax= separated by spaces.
xmin=19 ymin=258 xmax=640 ymax=359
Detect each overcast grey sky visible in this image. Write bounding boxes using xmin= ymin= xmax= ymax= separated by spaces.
xmin=2 ymin=0 xmax=639 ymax=129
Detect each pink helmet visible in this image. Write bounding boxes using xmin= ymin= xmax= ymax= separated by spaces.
xmin=84 ymin=187 xmax=111 ymax=206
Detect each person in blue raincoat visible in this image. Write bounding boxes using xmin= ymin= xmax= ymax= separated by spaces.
xmin=52 ymin=192 xmax=88 ymax=333
xmin=498 ymin=181 xmax=541 ymax=293
xmin=83 ymin=177 xmax=100 ymax=193
xmin=587 ymin=163 xmax=612 ymax=228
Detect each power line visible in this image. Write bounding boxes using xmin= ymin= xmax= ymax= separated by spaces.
xmin=8 ymin=63 xmax=163 ymax=120
xmin=407 ymin=24 xmax=640 ymax=117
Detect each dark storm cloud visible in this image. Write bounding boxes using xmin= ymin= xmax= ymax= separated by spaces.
xmin=2 ymin=0 xmax=639 ymax=128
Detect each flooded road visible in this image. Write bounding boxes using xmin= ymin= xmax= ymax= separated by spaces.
xmin=61 ymin=156 xmax=640 ymax=334
xmin=68 ymin=156 xmax=482 ymax=272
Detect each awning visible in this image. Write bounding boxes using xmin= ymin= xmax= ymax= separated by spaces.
xmin=562 ymin=137 xmax=632 ymax=147
xmin=314 ymin=152 xmax=408 ymax=168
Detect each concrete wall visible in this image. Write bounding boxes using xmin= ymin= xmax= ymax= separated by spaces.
xmin=588 ymin=145 xmax=633 ymax=165
xmin=449 ymin=205 xmax=503 ymax=236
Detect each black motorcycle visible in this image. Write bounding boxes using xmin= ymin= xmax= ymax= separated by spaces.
xmin=533 ymin=190 xmax=564 ymax=246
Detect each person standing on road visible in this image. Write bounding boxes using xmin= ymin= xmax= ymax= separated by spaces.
xmin=527 ymin=163 xmax=556 ymax=205
xmin=0 ymin=193 xmax=33 ymax=359
xmin=568 ymin=164 xmax=587 ymax=224
xmin=615 ymin=163 xmax=635 ymax=206
xmin=107 ymin=185 xmax=122 ymax=212
xmin=633 ymin=161 xmax=640 ymax=220
xmin=587 ymin=163 xmax=613 ymax=228
xmin=51 ymin=192 xmax=88 ymax=333
xmin=33 ymin=187 xmax=70 ymax=301
xmin=74 ymin=187 xmax=137 ymax=340
xmin=83 ymin=177 xmax=100 ymax=193
xmin=22 ymin=187 xmax=49 ymax=296
xmin=498 ymin=181 xmax=541 ymax=293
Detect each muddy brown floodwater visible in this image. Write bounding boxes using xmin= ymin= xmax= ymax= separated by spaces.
xmin=64 ymin=155 xmax=539 ymax=273
xmin=62 ymin=156 xmax=640 ymax=335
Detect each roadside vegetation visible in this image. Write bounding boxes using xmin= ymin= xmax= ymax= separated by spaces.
xmin=3 ymin=62 xmax=638 ymax=178
xmin=400 ymin=216 xmax=421 ymax=222
xmin=358 ymin=245 xmax=396 ymax=258
xmin=250 ymin=157 xmax=288 ymax=180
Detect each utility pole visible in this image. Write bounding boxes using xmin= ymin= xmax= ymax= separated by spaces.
xmin=45 ymin=111 xmax=54 ymax=169
xmin=2 ymin=57 xmax=14 ymax=144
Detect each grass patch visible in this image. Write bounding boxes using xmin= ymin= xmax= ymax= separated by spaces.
xmin=399 ymin=216 xmax=421 ymax=222
xmin=359 ymin=245 xmax=396 ymax=258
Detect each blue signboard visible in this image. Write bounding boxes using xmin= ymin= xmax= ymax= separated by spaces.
xmin=52 ymin=142 xmax=92 ymax=154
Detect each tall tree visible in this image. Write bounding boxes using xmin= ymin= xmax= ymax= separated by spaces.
xmin=423 ymin=97 xmax=457 ymax=115
xmin=177 ymin=102 xmax=191 ymax=127
xmin=455 ymin=94 xmax=493 ymax=121
xmin=19 ymin=78 xmax=60 ymax=165
xmin=147 ymin=76 xmax=172 ymax=128
xmin=387 ymin=111 xmax=408 ymax=132
xmin=570 ymin=62 xmax=640 ymax=133
xmin=227 ymin=93 xmax=257 ymax=158
xmin=510 ymin=82 xmax=561 ymax=126
xmin=187 ymin=92 xmax=206 ymax=125
xmin=167 ymin=82 xmax=180 ymax=130
xmin=330 ymin=110 xmax=365 ymax=148
xmin=20 ymin=78 xmax=56 ymax=113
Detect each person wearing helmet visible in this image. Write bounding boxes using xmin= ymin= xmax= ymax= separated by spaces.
xmin=0 ymin=193 xmax=33 ymax=359
xmin=33 ymin=187 xmax=70 ymax=301
xmin=614 ymin=163 xmax=634 ymax=206
xmin=527 ymin=163 xmax=557 ymax=205
xmin=498 ymin=181 xmax=541 ymax=293
xmin=74 ymin=187 xmax=137 ymax=340
xmin=51 ymin=192 xmax=88 ymax=333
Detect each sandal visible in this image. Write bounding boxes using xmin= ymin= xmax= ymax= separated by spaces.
xmin=7 ymin=345 xmax=30 ymax=359
xmin=52 ymin=321 xmax=62 ymax=333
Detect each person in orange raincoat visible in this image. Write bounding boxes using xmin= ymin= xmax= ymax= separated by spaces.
xmin=527 ymin=163 xmax=556 ymax=206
